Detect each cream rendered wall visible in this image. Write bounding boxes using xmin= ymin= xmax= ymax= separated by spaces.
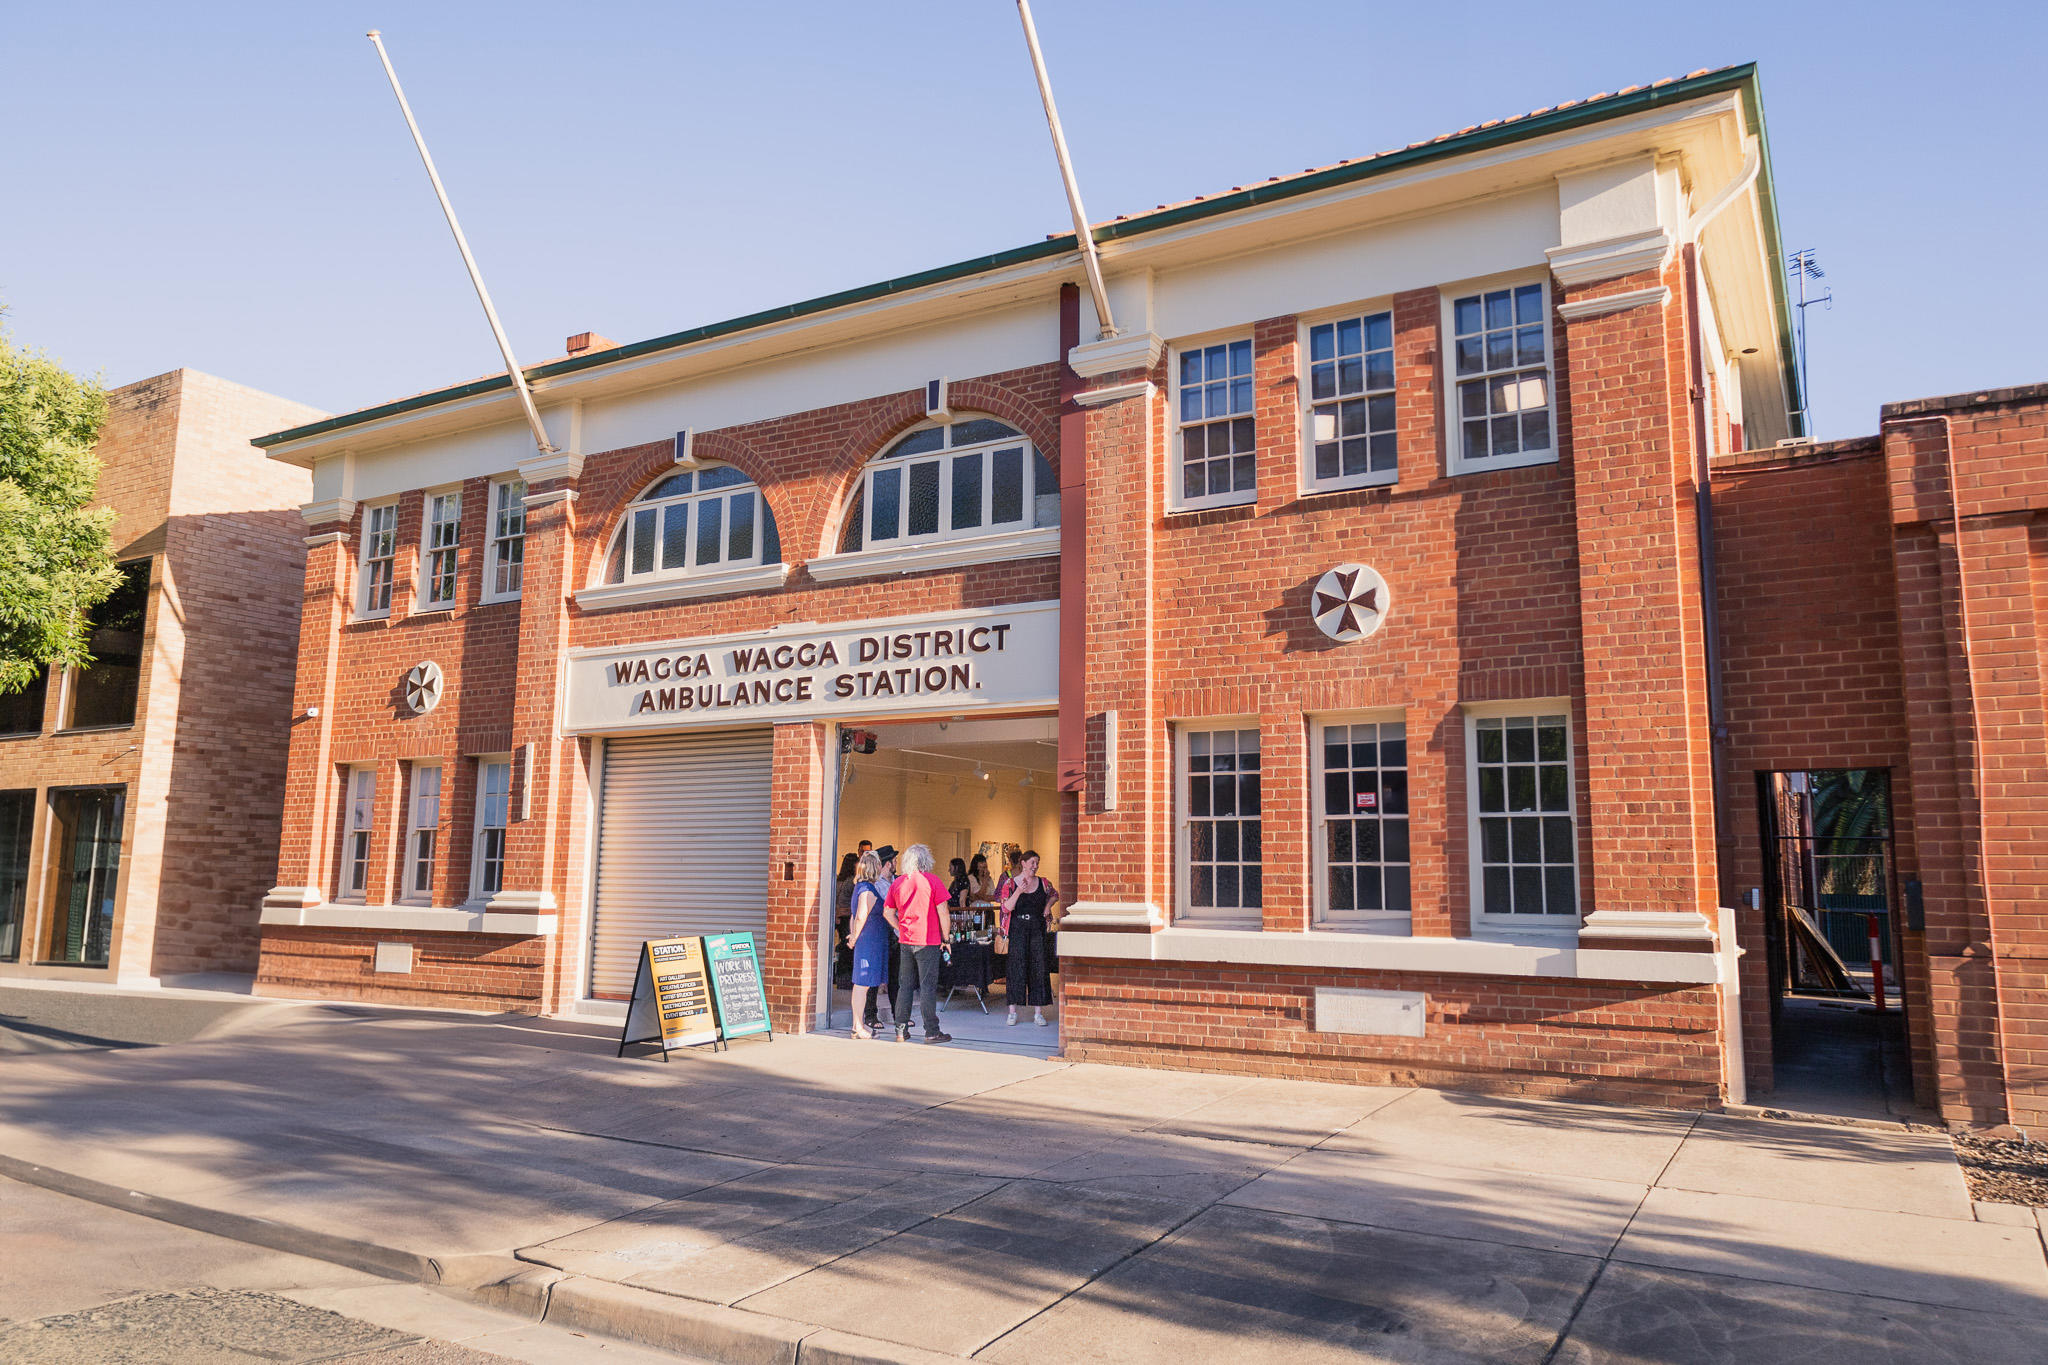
xmin=835 ymin=767 xmax=1060 ymax=885
xmin=1141 ymin=187 xmax=1561 ymax=342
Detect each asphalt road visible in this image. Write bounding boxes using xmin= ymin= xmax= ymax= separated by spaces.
xmin=0 ymin=1177 xmax=695 ymax=1364
xmin=0 ymin=984 xmax=295 ymax=1054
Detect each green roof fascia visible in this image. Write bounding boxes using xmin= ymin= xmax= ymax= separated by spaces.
xmin=1733 ymin=69 xmax=1806 ymax=435
xmin=256 ymin=62 xmax=1792 ymax=450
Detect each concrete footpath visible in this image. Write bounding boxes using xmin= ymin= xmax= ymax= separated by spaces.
xmin=2 ymin=1006 xmax=2045 ymax=1364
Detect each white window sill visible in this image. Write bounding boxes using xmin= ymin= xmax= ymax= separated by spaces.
xmin=258 ymin=903 xmax=557 ymax=936
xmin=575 ymin=561 xmax=792 ymax=611
xmin=351 ymin=611 xmax=391 ymax=624
xmin=1167 ymin=494 xmax=1256 ymax=517
xmin=808 ymin=525 xmax=1059 ymax=582
xmin=1449 ymin=447 xmax=1559 ymax=476
xmin=1301 ymin=474 xmax=1399 ymax=498
xmin=415 ymin=603 xmax=456 ymax=616
xmin=478 ymin=592 xmax=522 ymax=607
xmin=1059 ymin=924 xmax=1720 ymax=984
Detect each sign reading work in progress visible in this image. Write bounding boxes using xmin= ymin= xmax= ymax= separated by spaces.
xmin=705 ymin=932 xmax=772 ymax=1041
xmin=617 ymin=936 xmax=720 ymax=1059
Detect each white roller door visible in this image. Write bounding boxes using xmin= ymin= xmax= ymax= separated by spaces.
xmin=589 ymin=729 xmax=773 ymax=998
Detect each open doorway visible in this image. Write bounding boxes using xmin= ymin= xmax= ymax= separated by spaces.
xmin=1757 ymin=768 xmax=1915 ymax=1119
xmin=824 ymin=714 xmax=1062 ymax=1057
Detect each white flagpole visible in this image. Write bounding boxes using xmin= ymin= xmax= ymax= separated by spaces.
xmin=366 ymin=30 xmax=556 ymax=455
xmin=1015 ymin=1 xmax=1118 ymax=341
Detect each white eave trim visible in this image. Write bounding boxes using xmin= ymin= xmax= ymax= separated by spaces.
xmin=1556 ymin=286 xmax=1673 ymax=322
xmin=575 ymin=562 xmax=793 ymax=612
xmin=805 ymin=526 xmax=1060 ymax=583
xmin=1069 ymin=331 xmax=1164 ymax=378
xmin=1075 ymin=380 xmax=1155 ymax=409
xmin=259 ymin=903 xmax=558 ymax=936
xmin=301 ymin=497 xmax=357 ymax=527
xmin=1545 ymin=227 xmax=1674 ymax=287
xmin=1060 ymin=926 xmax=1720 ymax=984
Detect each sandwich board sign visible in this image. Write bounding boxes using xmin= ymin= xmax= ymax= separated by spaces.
xmin=617 ymin=936 xmax=720 ymax=1059
xmin=704 ymin=931 xmax=772 ymax=1041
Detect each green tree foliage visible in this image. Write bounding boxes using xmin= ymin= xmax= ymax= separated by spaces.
xmin=0 ymin=320 xmax=119 ymax=694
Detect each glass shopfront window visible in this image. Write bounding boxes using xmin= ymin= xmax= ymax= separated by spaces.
xmin=0 ymin=790 xmax=31 ymax=961
xmin=41 ymin=786 xmax=124 ymax=966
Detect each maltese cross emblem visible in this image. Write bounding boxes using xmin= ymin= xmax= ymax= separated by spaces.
xmin=1310 ymin=563 xmax=1390 ymax=643
xmin=404 ymin=661 xmax=444 ymax=716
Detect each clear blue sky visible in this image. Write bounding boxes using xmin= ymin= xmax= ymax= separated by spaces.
xmin=5 ymin=1 xmax=2040 ymax=440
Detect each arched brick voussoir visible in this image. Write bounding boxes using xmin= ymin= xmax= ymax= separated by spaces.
xmin=803 ymin=378 xmax=1063 ymax=559
xmin=569 ymin=430 xmax=793 ymax=588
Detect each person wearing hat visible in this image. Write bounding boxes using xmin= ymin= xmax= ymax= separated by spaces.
xmin=860 ymin=845 xmax=901 ymax=1034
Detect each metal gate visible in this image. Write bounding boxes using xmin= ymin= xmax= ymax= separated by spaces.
xmin=588 ymin=729 xmax=772 ymax=999
xmin=1757 ymin=768 xmax=1896 ymax=998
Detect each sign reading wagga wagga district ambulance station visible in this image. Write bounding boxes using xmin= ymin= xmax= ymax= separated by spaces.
xmin=563 ymin=601 xmax=1058 ymax=734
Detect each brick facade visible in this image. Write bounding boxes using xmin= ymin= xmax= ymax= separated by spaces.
xmin=245 ymin=71 xmax=2045 ymax=1130
xmin=0 ymin=369 xmax=318 ymax=984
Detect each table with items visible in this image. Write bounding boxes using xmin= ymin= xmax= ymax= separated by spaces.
xmin=940 ymin=902 xmax=999 ymax=1009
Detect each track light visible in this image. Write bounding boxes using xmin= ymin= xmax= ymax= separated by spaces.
xmin=987 ymin=783 xmax=999 ymax=801
xmin=1018 ymin=773 xmax=1033 ymax=788
xmin=973 ymin=764 xmax=988 ymax=781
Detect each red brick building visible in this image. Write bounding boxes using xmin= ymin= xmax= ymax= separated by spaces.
xmin=0 ymin=369 xmax=319 ymax=984
xmin=249 ymin=65 xmax=2046 ymax=1131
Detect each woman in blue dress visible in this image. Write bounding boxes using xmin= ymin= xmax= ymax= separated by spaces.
xmin=848 ymin=849 xmax=893 ymax=1039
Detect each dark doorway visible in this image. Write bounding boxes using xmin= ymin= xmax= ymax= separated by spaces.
xmin=1756 ymin=769 xmax=1916 ymax=1119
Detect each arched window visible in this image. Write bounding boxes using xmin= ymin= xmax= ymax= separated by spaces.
xmin=601 ymin=465 xmax=780 ymax=585
xmin=838 ymin=417 xmax=1057 ymax=554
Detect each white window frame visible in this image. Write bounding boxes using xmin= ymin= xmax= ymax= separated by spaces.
xmin=403 ymin=764 xmax=441 ymax=904
xmin=836 ymin=419 xmax=1051 ymax=554
xmin=1173 ymin=718 xmax=1264 ymax=928
xmin=1310 ymin=710 xmax=1412 ymax=933
xmin=1442 ymin=273 xmax=1558 ymax=477
xmin=338 ymin=766 xmax=376 ymax=902
xmin=1299 ymin=304 xmax=1400 ymax=494
xmin=1463 ymin=699 xmax=1580 ymax=935
xmin=483 ymin=478 xmax=526 ymax=603
xmin=357 ymin=502 xmax=400 ymax=618
xmin=1168 ymin=335 xmax=1258 ymax=512
xmin=601 ymin=464 xmax=772 ymax=587
xmin=419 ymin=488 xmax=462 ymax=611
xmin=468 ymin=756 xmax=512 ymax=905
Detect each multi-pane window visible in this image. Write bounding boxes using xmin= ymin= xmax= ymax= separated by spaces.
xmin=360 ymin=504 xmax=399 ymax=615
xmin=341 ymin=768 xmax=376 ymax=900
xmin=1471 ymin=711 xmax=1577 ymax=921
xmin=422 ymin=492 xmax=461 ymax=609
xmin=1181 ymin=727 xmax=1262 ymax=920
xmin=1176 ymin=340 xmax=1256 ymax=506
xmin=1308 ymin=313 xmax=1397 ymax=487
xmin=603 ymin=465 xmax=780 ymax=584
xmin=487 ymin=479 xmax=526 ymax=599
xmin=1452 ymin=283 xmax=1553 ymax=468
xmin=837 ymin=419 xmax=1056 ymax=553
xmin=1317 ymin=720 xmax=1410 ymax=926
xmin=471 ymin=759 xmax=511 ymax=901
xmin=62 ymin=560 xmax=147 ymax=730
xmin=406 ymin=765 xmax=441 ymax=901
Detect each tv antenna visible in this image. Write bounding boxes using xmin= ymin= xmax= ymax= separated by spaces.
xmin=1787 ymin=248 xmax=1831 ymax=433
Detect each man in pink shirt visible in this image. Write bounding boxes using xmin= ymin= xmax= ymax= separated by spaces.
xmin=883 ymin=843 xmax=951 ymax=1044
